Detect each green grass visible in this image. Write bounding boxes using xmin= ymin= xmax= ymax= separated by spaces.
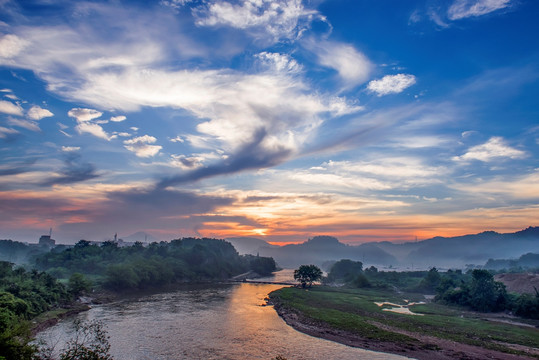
xmin=270 ymin=286 xmax=539 ymax=357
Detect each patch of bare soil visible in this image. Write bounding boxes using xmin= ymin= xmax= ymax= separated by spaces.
xmin=495 ymin=273 xmax=539 ymax=294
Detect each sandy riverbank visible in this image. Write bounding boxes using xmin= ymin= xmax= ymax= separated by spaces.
xmin=270 ymin=298 xmax=539 ymax=360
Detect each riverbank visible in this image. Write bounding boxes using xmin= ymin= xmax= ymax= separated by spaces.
xmin=269 ymin=286 xmax=539 ymax=360
xmin=30 ymin=303 xmax=90 ymax=336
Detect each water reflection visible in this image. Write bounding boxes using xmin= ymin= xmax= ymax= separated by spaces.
xmin=39 ymin=282 xmax=411 ymax=359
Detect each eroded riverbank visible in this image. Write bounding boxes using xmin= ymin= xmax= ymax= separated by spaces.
xmin=269 ymin=286 xmax=539 ymax=360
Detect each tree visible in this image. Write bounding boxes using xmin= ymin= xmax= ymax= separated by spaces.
xmin=418 ymin=267 xmax=441 ymax=292
xmin=469 ymin=269 xmax=507 ymax=312
xmin=68 ymin=273 xmax=91 ymax=298
xmin=294 ymin=265 xmax=322 ymax=288
xmin=326 ymin=259 xmax=363 ymax=283
xmin=37 ymin=319 xmax=113 ymax=360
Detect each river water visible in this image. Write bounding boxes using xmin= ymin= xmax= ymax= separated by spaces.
xmin=38 ymin=272 xmax=410 ymax=359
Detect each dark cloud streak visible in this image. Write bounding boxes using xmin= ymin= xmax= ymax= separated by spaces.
xmin=40 ymin=153 xmax=100 ymax=186
xmin=157 ymin=128 xmax=292 ymax=189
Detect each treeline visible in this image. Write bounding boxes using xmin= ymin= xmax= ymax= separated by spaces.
xmin=0 ymin=261 xmax=73 ymax=359
xmin=0 ymin=240 xmax=49 ymax=264
xmin=323 ymin=259 xmax=539 ymax=319
xmin=484 ymin=252 xmax=539 ymax=272
xmin=34 ymin=238 xmax=276 ymax=291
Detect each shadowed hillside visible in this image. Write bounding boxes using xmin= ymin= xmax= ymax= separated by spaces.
xmin=228 ymin=227 xmax=539 ymax=270
xmin=256 ymin=236 xmax=397 ymax=268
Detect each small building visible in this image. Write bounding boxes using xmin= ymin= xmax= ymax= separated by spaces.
xmin=38 ymin=235 xmax=55 ymax=247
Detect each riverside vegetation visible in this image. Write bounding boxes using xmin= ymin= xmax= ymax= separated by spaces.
xmin=0 ymin=237 xmax=276 ymax=359
xmin=270 ymin=260 xmax=539 ymax=359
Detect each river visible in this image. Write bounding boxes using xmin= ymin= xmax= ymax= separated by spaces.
xmin=38 ymin=271 xmax=411 ymax=359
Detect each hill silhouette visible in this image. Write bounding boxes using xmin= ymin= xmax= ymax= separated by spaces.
xmin=227 ymin=226 xmax=539 ymax=270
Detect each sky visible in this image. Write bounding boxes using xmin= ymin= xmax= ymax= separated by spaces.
xmin=0 ymin=0 xmax=538 ymax=245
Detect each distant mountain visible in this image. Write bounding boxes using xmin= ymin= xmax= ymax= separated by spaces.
xmin=257 ymin=236 xmax=397 ymax=268
xmin=225 ymin=237 xmax=277 ymax=255
xmin=123 ymin=231 xmax=161 ymax=243
xmin=226 ymin=227 xmax=539 ymax=270
xmin=374 ymin=226 xmax=539 ymax=269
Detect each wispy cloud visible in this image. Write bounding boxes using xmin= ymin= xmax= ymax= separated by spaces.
xmin=448 ymin=0 xmax=512 ymax=20
xmin=61 ymin=146 xmax=80 ymax=152
xmin=305 ymin=39 xmax=373 ymax=89
xmin=7 ymin=116 xmax=40 ymax=131
xmin=40 ymin=153 xmax=100 ymax=186
xmin=68 ymin=108 xmax=111 ymax=141
xmin=0 ymin=100 xmax=23 ymax=116
xmin=453 ymin=136 xmax=526 ymax=162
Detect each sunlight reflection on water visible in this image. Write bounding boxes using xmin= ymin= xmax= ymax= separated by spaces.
xmin=39 ymin=272 xmax=413 ymax=360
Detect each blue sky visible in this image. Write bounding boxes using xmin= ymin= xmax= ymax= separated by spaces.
xmin=0 ymin=0 xmax=538 ymax=244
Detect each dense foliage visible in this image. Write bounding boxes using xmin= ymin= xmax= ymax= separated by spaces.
xmin=34 ymin=238 xmax=276 ymax=290
xmin=435 ymin=269 xmax=539 ymax=318
xmin=325 ymin=259 xmax=363 ymax=284
xmin=294 ymin=265 xmax=322 ymax=288
xmin=0 ymin=261 xmax=72 ymax=360
xmin=0 ymin=240 xmax=48 ymax=264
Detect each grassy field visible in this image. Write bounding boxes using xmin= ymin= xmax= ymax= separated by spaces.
xmin=269 ymin=286 xmax=539 ymax=358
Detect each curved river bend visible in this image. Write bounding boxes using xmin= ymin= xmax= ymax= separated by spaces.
xmin=39 ymin=282 xmax=411 ymax=359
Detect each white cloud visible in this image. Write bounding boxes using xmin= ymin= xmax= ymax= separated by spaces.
xmin=68 ymin=108 xmax=103 ymax=122
xmin=448 ymin=0 xmax=511 ymax=20
xmin=0 ymin=126 xmax=19 ymax=138
xmin=367 ymin=74 xmax=416 ymax=96
xmin=4 ymin=94 xmax=18 ymax=100
xmin=61 ymin=146 xmax=80 ymax=152
xmin=453 ymin=137 xmax=526 ymax=162
xmin=117 ymin=132 xmax=131 ymax=137
xmin=306 ymin=39 xmax=373 ymax=88
xmin=27 ymin=105 xmax=54 ymax=120
xmin=59 ymin=130 xmax=72 ymax=138
xmin=7 ymin=117 xmax=40 ymax=131
xmin=290 ymin=171 xmax=390 ymax=191
xmin=161 ymin=0 xmax=193 ymax=10
xmin=195 ymin=0 xmax=317 ymax=42
xmin=0 ymin=4 xmax=362 ymax=178
xmin=75 ymin=122 xmax=111 ymax=140
xmin=255 ymin=52 xmax=301 ymax=73
xmin=110 ymin=115 xmax=126 ymax=122
xmin=0 ymin=34 xmax=29 ymax=58
xmin=170 ymin=136 xmax=184 ymax=143
xmin=124 ymin=135 xmax=162 ymax=158
xmin=0 ymin=100 xmax=23 ymax=116
xmin=68 ymin=107 xmax=111 ymax=140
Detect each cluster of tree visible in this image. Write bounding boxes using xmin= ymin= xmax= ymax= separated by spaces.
xmin=323 ymin=259 xmax=428 ymax=290
xmin=433 ymin=268 xmax=539 ymax=318
xmin=0 ymin=261 xmax=76 ymax=359
xmin=0 ymin=240 xmax=48 ymax=264
xmin=34 ymin=238 xmax=276 ymax=291
xmin=318 ymin=259 xmax=539 ymax=319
